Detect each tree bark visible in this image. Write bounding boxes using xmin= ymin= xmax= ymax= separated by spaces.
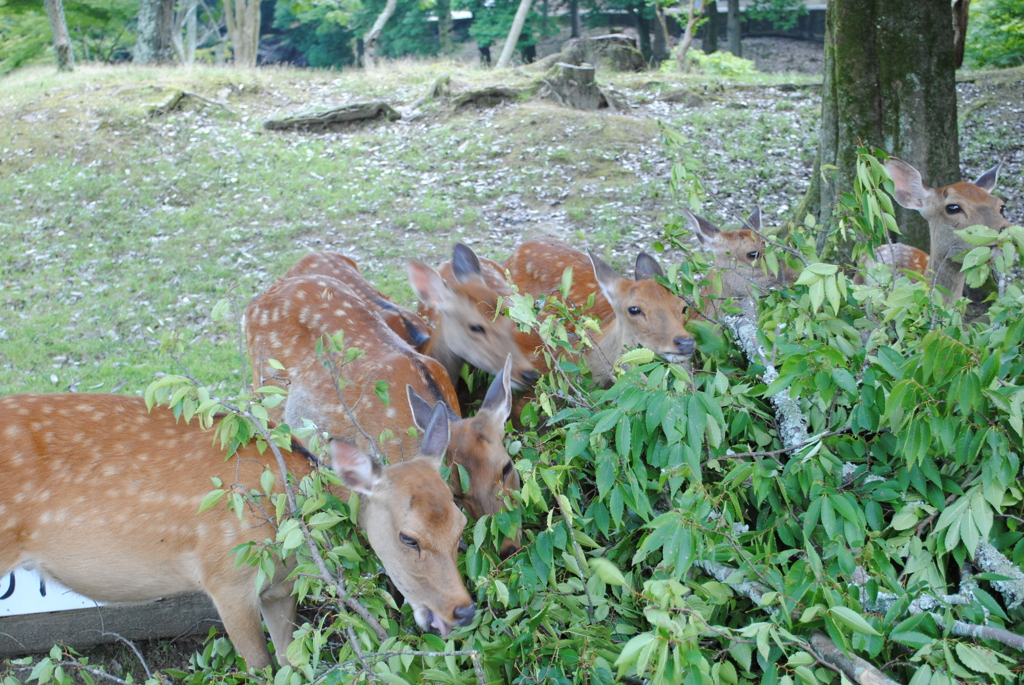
xmin=952 ymin=0 xmax=970 ymax=68
xmin=726 ymin=0 xmax=740 ymax=56
xmin=496 ymin=0 xmax=533 ymax=68
xmin=134 ymin=0 xmax=175 ymax=64
xmin=44 ymin=0 xmax=75 ymax=71
xmin=676 ymin=0 xmax=704 ymax=70
xmin=437 ymin=0 xmax=453 ymax=54
xmin=362 ymin=0 xmax=398 ymax=67
xmin=632 ymin=6 xmax=652 ymax=63
xmin=813 ymin=0 xmax=960 ymax=251
xmin=223 ymin=0 xmax=262 ymax=67
xmin=569 ymin=0 xmax=580 ymax=38
xmin=703 ymin=0 xmax=718 ymax=53
xmin=652 ymin=5 xmax=670 ymax=64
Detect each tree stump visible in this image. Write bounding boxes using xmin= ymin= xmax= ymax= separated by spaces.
xmin=533 ymin=34 xmax=646 ymax=73
xmin=538 ymin=63 xmax=624 ymax=112
xmin=263 ymin=102 xmax=401 ymax=131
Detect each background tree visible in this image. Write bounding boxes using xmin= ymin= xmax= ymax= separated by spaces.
xmin=809 ymin=0 xmax=959 ymax=252
xmin=964 ymin=0 xmax=1024 ymax=68
xmin=675 ymin=0 xmax=706 ymax=69
xmin=494 ymin=0 xmax=530 ymax=67
xmin=134 ymin=0 xmax=175 ymax=63
xmin=726 ymin=0 xmax=739 ymax=55
xmin=222 ymin=0 xmax=261 ymax=66
xmin=361 ymin=0 xmax=397 ymax=66
xmin=701 ymin=0 xmax=717 ymax=53
xmin=44 ymin=0 xmax=75 ymax=70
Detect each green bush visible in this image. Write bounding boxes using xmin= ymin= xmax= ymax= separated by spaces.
xmin=965 ymin=0 xmax=1024 ymax=69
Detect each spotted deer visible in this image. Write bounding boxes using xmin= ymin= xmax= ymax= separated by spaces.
xmin=683 ymin=207 xmax=797 ymax=318
xmin=245 ymin=274 xmax=521 ymax=558
xmin=284 ymin=252 xmax=432 ymax=351
xmin=0 ymin=393 xmax=473 ymax=670
xmin=408 ymin=244 xmax=538 ymax=391
xmin=872 ymin=158 xmax=1010 ymax=303
xmin=503 ymin=238 xmax=695 ymax=386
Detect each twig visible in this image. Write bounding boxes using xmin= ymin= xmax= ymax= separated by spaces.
xmin=553 ymin=494 xmax=595 ymax=622
xmin=809 ymin=631 xmax=903 ymax=685
xmin=100 ymin=632 xmax=152 ymax=680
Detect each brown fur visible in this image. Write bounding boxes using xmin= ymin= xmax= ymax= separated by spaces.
xmin=245 ymin=275 xmax=521 ymax=558
xmin=284 ymin=252 xmax=431 ymax=351
xmin=0 ymin=393 xmax=471 ymax=670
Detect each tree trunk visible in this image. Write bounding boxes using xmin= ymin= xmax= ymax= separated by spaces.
xmin=44 ymin=0 xmax=75 ymax=71
xmin=569 ymin=0 xmax=580 ymax=38
xmin=632 ymin=6 xmax=652 ymax=63
xmin=703 ymin=0 xmax=718 ymax=53
xmin=362 ymin=0 xmax=398 ymax=67
xmin=727 ymin=0 xmax=740 ymax=56
xmin=676 ymin=0 xmax=702 ymax=70
xmin=437 ymin=0 xmax=453 ymax=54
xmin=652 ymin=5 xmax=671 ymax=64
xmin=812 ymin=0 xmax=959 ymax=251
xmin=222 ymin=0 xmax=262 ymax=67
xmin=185 ymin=0 xmax=197 ymax=65
xmin=134 ymin=0 xmax=175 ymax=64
xmin=952 ymin=0 xmax=970 ymax=69
xmin=495 ymin=0 xmax=532 ymax=68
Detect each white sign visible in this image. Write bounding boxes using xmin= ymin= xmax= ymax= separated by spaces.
xmin=0 ymin=569 xmax=103 ymax=617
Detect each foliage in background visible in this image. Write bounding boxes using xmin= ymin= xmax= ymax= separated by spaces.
xmin=455 ymin=0 xmax=553 ymax=57
xmin=743 ymin=0 xmax=807 ymax=32
xmin=965 ymin=0 xmax=1024 ymax=69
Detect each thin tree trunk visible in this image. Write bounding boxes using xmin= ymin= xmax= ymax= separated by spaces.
xmin=495 ymin=0 xmax=532 ymax=68
xmin=362 ymin=0 xmax=398 ymax=67
xmin=812 ymin=0 xmax=959 ymax=250
xmin=185 ymin=0 xmax=197 ymax=65
xmin=134 ymin=0 xmax=175 ymax=64
xmin=703 ymin=0 xmax=718 ymax=53
xmin=727 ymin=0 xmax=740 ymax=56
xmin=437 ymin=0 xmax=453 ymax=54
xmin=676 ymin=0 xmax=703 ymax=69
xmin=652 ymin=4 xmax=670 ymax=63
xmin=44 ymin=0 xmax=75 ymax=71
xmin=952 ymin=0 xmax=970 ymax=68
xmin=631 ymin=5 xmax=652 ymax=63
xmin=569 ymin=0 xmax=580 ymax=38
xmin=223 ymin=0 xmax=262 ymax=67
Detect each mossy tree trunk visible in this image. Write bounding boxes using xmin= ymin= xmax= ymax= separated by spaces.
xmin=812 ymin=0 xmax=959 ymax=252
xmin=727 ymin=0 xmax=741 ymax=56
xmin=44 ymin=0 xmax=75 ymax=71
xmin=223 ymin=0 xmax=262 ymax=67
xmin=437 ymin=0 xmax=453 ymax=54
xmin=569 ymin=0 xmax=580 ymax=38
xmin=134 ymin=0 xmax=175 ymax=64
xmin=703 ymin=0 xmax=718 ymax=54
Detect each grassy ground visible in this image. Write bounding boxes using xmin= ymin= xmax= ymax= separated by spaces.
xmin=0 ymin=60 xmax=1020 ymax=399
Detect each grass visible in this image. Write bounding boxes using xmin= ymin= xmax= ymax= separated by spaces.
xmin=1 ymin=60 xmax=1018 ymax=400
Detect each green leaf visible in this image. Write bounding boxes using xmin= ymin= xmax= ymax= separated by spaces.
xmin=589 ymin=557 xmax=627 ymax=586
xmin=197 ymin=489 xmax=226 ymax=514
xmin=828 ymin=606 xmax=881 ymax=636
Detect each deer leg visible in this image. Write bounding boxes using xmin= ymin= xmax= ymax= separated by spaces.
xmin=260 ymin=580 xmax=298 ymax=667
xmin=206 ymin=582 xmax=273 ymax=671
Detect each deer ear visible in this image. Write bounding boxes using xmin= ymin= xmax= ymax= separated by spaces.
xmin=743 ymin=206 xmax=761 ymax=232
xmin=480 ymin=354 xmax=513 ymax=423
xmin=408 ymin=261 xmax=450 ymax=310
xmin=686 ymin=209 xmax=721 ymax=246
xmin=885 ymin=158 xmax=931 ymax=211
xmin=974 ymin=161 xmax=1001 ymax=193
xmin=588 ymin=250 xmax=626 ymax=304
xmin=329 ymin=441 xmax=382 ymax=496
xmin=635 ymin=253 xmax=665 ymax=281
xmin=407 ymin=386 xmax=434 ymax=431
xmin=451 ymin=243 xmax=483 ymax=283
xmin=418 ymin=402 xmax=451 ymax=467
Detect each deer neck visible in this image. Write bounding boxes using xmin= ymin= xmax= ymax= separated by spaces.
xmin=927 ymin=223 xmax=967 ymax=303
xmin=582 ymin=314 xmax=622 ymax=386
xmin=422 ymin=327 xmax=463 ymax=384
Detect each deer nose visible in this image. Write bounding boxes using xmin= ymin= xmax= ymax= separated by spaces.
xmin=499 ymin=539 xmax=520 ymax=560
xmin=674 ymin=337 xmax=695 ymax=356
xmin=520 ymin=370 xmax=539 ymax=386
xmin=453 ymin=603 xmax=476 ymax=626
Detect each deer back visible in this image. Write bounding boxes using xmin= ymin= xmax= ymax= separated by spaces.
xmin=884 ymin=158 xmax=1010 ymax=301
xmin=408 ymin=244 xmax=538 ymax=391
xmin=284 ymin=252 xmax=431 ymax=351
xmin=245 ymin=275 xmax=521 ymax=556
xmin=0 ymin=393 xmax=472 ymax=669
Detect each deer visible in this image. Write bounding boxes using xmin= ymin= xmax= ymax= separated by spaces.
xmin=245 ymin=274 xmax=522 ymax=559
xmin=867 ymin=158 xmax=1009 ymax=303
xmin=407 ymin=243 xmax=539 ymax=391
xmin=682 ymin=206 xmax=797 ymax=319
xmin=0 ymin=392 xmax=473 ymax=671
xmin=503 ymin=238 xmax=695 ymax=386
xmin=283 ymin=251 xmax=432 ymax=352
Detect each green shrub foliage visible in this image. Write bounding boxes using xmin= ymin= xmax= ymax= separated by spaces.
xmin=12 ymin=149 xmax=1024 ymax=685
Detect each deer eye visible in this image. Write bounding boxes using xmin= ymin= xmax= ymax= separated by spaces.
xmin=469 ymin=324 xmax=485 ymax=334
xmin=400 ymin=533 xmax=419 ymax=549
xmin=746 ymin=251 xmax=760 ymax=260
xmin=1000 ymin=205 xmax=1006 ymax=217
xmin=945 ymin=204 xmax=962 ymax=214
xmin=628 ymin=306 xmax=642 ymax=316
xmin=502 ymin=461 xmax=514 ymax=480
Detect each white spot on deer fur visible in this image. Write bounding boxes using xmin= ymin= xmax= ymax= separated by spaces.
xmin=4 ymin=424 xmax=21 ymax=439
xmin=386 ymin=407 xmax=397 ymax=418
xmin=259 ymin=311 xmax=270 ymax=326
